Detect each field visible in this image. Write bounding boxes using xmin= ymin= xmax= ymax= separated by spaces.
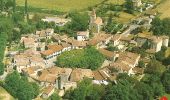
xmin=155 ymin=0 xmax=170 ymax=19
xmin=0 ymin=86 xmax=14 ymax=100
xmin=16 ymin=0 xmax=105 ymax=12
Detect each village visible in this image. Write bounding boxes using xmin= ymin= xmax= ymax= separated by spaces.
xmin=0 ymin=0 xmax=168 ymax=99
xmin=0 ymin=0 xmax=170 ymax=100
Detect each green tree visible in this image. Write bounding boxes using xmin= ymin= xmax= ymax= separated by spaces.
xmin=31 ymin=82 xmax=39 ymax=98
xmin=68 ymin=12 xmax=89 ymax=31
xmin=161 ymin=69 xmax=170 ymax=93
xmin=151 ymin=17 xmax=163 ymax=35
xmin=162 ymin=18 xmax=170 ymax=35
xmin=145 ymin=60 xmax=166 ymax=74
xmin=17 ymin=78 xmax=34 ymax=100
xmin=5 ymin=71 xmax=20 ymax=97
xmin=124 ymin=0 xmax=134 ymax=14
xmin=134 ymin=82 xmax=154 ymax=100
xmin=57 ymin=47 xmax=104 ymax=70
xmin=48 ymin=93 xmax=61 ymax=100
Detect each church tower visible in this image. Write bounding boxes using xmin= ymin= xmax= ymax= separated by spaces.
xmin=90 ymin=9 xmax=96 ymax=23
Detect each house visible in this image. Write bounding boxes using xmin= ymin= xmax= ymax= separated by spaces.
xmin=89 ymin=9 xmax=103 ymax=33
xmin=52 ymin=34 xmax=68 ymax=44
xmin=71 ymin=40 xmax=88 ymax=49
xmin=88 ymin=33 xmax=112 ymax=48
xmin=77 ymin=31 xmax=89 ymax=41
xmin=35 ymin=28 xmax=54 ymax=40
xmin=132 ymin=0 xmax=142 ymax=8
xmin=99 ymin=49 xmax=119 ymax=61
xmin=41 ymin=86 xmax=55 ymax=99
xmin=13 ymin=49 xmax=45 ymax=73
xmin=110 ymin=34 xmax=122 ymax=46
xmin=42 ymin=17 xmax=71 ymax=26
xmin=136 ymin=33 xmax=169 ymax=52
xmin=92 ymin=69 xmax=110 ymax=85
xmin=20 ymin=36 xmax=37 ymax=50
xmin=108 ymin=52 xmax=141 ymax=75
xmin=41 ymin=44 xmax=63 ymax=60
xmin=22 ymin=66 xmax=43 ymax=77
xmin=70 ymin=68 xmax=94 ymax=82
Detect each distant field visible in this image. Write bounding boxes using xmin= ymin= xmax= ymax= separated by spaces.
xmin=155 ymin=0 xmax=170 ymax=19
xmin=0 ymin=86 xmax=14 ymax=100
xmin=16 ymin=0 xmax=106 ymax=12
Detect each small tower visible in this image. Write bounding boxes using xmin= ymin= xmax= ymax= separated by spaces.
xmin=89 ymin=9 xmax=103 ymax=34
xmin=90 ymin=9 xmax=97 ymax=23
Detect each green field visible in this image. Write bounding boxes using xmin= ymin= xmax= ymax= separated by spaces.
xmin=16 ymin=0 xmax=106 ymax=12
xmin=0 ymin=86 xmax=14 ymax=100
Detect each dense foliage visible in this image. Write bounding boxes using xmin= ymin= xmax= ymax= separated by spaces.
xmin=64 ymin=78 xmax=105 ymax=100
xmin=4 ymin=71 xmax=39 ymax=100
xmin=124 ymin=0 xmax=134 ymax=14
xmin=151 ymin=17 xmax=170 ymax=36
xmin=56 ymin=47 xmax=105 ymax=70
xmin=104 ymin=14 xmax=123 ymax=34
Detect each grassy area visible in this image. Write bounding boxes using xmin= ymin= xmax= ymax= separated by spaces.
xmin=0 ymin=86 xmax=14 ymax=100
xmin=16 ymin=0 xmax=105 ymax=12
xmin=155 ymin=0 xmax=170 ymax=19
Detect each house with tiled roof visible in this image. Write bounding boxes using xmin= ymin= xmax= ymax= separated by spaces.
xmin=136 ymin=33 xmax=169 ymax=52
xmin=70 ymin=68 xmax=94 ymax=82
xmin=108 ymin=52 xmax=141 ymax=75
xmin=41 ymin=85 xmax=55 ymax=98
xmin=35 ymin=28 xmax=54 ymax=40
xmin=99 ymin=49 xmax=119 ymax=61
xmin=88 ymin=33 xmax=112 ymax=49
xmin=77 ymin=31 xmax=89 ymax=41
xmin=20 ymin=36 xmax=37 ymax=50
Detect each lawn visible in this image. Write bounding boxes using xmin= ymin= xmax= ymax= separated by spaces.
xmin=0 ymin=86 xmax=14 ymax=100
xmin=16 ymin=0 xmax=105 ymax=12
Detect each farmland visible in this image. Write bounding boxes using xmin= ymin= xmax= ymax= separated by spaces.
xmin=16 ymin=0 xmax=105 ymax=12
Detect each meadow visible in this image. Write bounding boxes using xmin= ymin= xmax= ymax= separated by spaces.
xmin=16 ymin=0 xmax=105 ymax=12
xmin=155 ymin=0 xmax=170 ymax=19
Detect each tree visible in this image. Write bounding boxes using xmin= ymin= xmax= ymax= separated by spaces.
xmin=105 ymin=14 xmax=123 ymax=34
xmin=155 ymin=50 xmax=165 ymax=62
xmin=151 ymin=17 xmax=163 ymax=35
xmin=162 ymin=18 xmax=170 ymax=35
xmin=17 ymin=77 xmax=34 ymax=100
xmin=5 ymin=71 xmax=20 ymax=97
xmin=145 ymin=60 xmax=166 ymax=74
xmin=64 ymin=78 xmax=92 ymax=100
xmin=25 ymin=0 xmax=28 ymax=21
xmin=142 ymin=74 xmax=165 ymax=98
xmin=134 ymin=82 xmax=154 ymax=100
xmin=67 ymin=12 xmax=89 ymax=31
xmin=31 ymin=82 xmax=39 ymax=98
xmin=163 ymin=56 xmax=170 ymax=66
xmin=138 ymin=61 xmax=145 ymax=68
xmin=48 ymin=93 xmax=61 ymax=100
xmin=124 ymin=0 xmax=134 ymax=14
xmin=57 ymin=47 xmax=104 ymax=70
xmin=4 ymin=71 xmax=39 ymax=100
xmin=161 ymin=69 xmax=170 ymax=93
